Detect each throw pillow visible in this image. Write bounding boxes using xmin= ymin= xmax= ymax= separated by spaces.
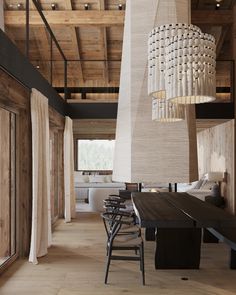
xmin=210 ymin=184 xmax=221 ymax=197
xmin=89 ymin=175 xmax=104 ymax=183
xmin=200 ymin=180 xmax=215 ymax=190
xmin=193 ymin=179 xmax=204 ymax=189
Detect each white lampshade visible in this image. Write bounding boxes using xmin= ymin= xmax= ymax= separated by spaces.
xmin=148 ymin=23 xmax=216 ymax=104
xmin=206 ymin=172 xmax=224 ymax=182
xmin=152 ymin=97 xmax=185 ymax=122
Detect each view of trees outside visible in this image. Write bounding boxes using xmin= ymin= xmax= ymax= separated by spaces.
xmin=78 ymin=140 xmax=115 ymax=170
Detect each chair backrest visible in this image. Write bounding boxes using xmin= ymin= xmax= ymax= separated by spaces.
xmin=101 ymin=212 xmax=123 ymax=240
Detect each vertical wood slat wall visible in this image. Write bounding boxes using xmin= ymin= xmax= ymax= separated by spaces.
xmin=0 ymin=109 xmax=11 ymax=261
xmin=197 ymin=120 xmax=235 ymax=214
xmin=0 ymin=69 xmax=65 ymax=269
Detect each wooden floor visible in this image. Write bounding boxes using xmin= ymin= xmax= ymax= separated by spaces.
xmin=0 ymin=212 xmax=236 ymax=295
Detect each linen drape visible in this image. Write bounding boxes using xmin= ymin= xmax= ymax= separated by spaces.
xmin=0 ymin=0 xmax=4 ymax=32
xmin=64 ymin=116 xmax=76 ymax=222
xmin=29 ymin=88 xmax=52 ymax=264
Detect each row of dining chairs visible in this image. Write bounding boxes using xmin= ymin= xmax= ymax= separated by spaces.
xmin=101 ymin=193 xmax=145 ymax=285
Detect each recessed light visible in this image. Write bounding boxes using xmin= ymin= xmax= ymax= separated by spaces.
xmin=36 ymin=65 xmax=40 ymax=69
xmin=17 ymin=3 xmax=22 ymax=9
xmin=84 ymin=3 xmax=89 ymax=10
xmin=51 ymin=3 xmax=56 ymax=10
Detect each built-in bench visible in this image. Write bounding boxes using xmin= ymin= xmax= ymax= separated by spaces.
xmin=205 ymin=227 xmax=236 ymax=269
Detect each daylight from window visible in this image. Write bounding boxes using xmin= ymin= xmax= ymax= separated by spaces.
xmin=78 ymin=140 xmax=115 ymax=170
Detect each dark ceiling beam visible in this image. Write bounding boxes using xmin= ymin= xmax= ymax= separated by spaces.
xmin=56 ymin=87 xmax=119 ymax=94
xmin=67 ymin=103 xmax=118 ymax=119
xmin=191 ymin=10 xmax=233 ymax=25
xmin=196 ymin=103 xmax=234 ymax=119
xmin=66 ymin=102 xmax=234 ymax=120
xmin=58 ymin=87 xmax=229 ymax=95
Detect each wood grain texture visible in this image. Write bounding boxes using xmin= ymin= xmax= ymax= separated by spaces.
xmin=1 ymin=213 xmax=236 ymax=293
xmin=0 ymin=109 xmax=10 ymax=260
xmin=73 ymin=119 xmax=116 ymax=139
xmin=132 ymin=193 xmax=194 ymax=228
xmin=197 ymin=120 xmax=235 ymax=214
xmin=4 ymin=10 xmax=125 ymax=26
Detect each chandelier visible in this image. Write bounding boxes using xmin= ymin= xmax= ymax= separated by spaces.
xmin=152 ymin=98 xmax=185 ymax=122
xmin=148 ymin=23 xmax=216 ymax=121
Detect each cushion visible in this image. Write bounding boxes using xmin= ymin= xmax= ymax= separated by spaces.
xmin=211 ymin=184 xmax=221 ymax=197
xmin=104 ymin=174 xmax=112 ymax=183
xmin=200 ymin=180 xmax=215 ymax=190
xmin=89 ymin=175 xmax=105 ymax=183
xmin=74 ymin=172 xmax=89 ymax=183
xmin=193 ymin=178 xmax=204 ymax=189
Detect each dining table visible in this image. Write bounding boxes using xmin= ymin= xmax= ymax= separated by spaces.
xmin=132 ymin=192 xmax=236 ymax=269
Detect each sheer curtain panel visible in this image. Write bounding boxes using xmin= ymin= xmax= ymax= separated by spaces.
xmin=29 ymin=88 xmax=52 ymax=264
xmin=64 ymin=116 xmax=76 ymax=222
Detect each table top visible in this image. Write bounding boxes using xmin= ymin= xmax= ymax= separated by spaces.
xmin=132 ymin=192 xmax=236 ymax=228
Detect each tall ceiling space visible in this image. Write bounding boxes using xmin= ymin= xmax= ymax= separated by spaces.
xmin=3 ymin=0 xmax=235 ymax=104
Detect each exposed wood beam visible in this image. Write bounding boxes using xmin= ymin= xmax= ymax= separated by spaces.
xmin=4 ymin=11 xmax=125 ymax=27
xmin=4 ymin=10 xmax=233 ymax=27
xmin=99 ymin=0 xmax=109 ymax=84
xmin=216 ymin=26 xmax=230 ymax=58
xmin=191 ymin=10 xmax=233 ymax=25
xmin=64 ymin=0 xmax=84 ymax=82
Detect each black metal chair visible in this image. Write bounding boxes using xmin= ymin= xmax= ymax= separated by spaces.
xmin=101 ymin=212 xmax=145 ymax=285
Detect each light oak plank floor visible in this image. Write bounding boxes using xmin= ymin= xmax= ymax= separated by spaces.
xmin=0 ymin=212 xmax=236 ymax=295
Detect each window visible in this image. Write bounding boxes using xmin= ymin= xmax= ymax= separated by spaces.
xmin=77 ymin=140 xmax=115 ymax=171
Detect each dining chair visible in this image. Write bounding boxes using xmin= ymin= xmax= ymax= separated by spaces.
xmin=101 ymin=212 xmax=145 ymax=285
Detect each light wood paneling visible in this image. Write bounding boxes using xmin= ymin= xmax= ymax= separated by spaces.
xmin=4 ymin=10 xmax=125 ymax=26
xmin=49 ymin=107 xmax=65 ymax=222
xmin=197 ymin=120 xmax=235 ymax=214
xmin=196 ymin=119 xmax=231 ymax=132
xmin=73 ymin=119 xmax=116 ymax=139
xmin=0 ymin=69 xmax=31 ymax=261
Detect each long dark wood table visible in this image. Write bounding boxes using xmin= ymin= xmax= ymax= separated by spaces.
xmin=132 ymin=192 xmax=236 ymax=269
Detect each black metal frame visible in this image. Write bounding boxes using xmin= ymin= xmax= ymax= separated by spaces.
xmin=27 ymin=0 xmax=68 ymax=97
xmin=23 ymin=3 xmax=235 ymax=120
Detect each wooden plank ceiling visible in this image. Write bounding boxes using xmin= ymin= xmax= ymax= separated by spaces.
xmin=4 ymin=0 xmax=235 ymax=103
xmin=3 ymin=0 xmax=236 ymax=138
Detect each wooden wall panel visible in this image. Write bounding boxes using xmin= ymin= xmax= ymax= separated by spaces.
xmin=18 ymin=107 xmax=32 ymax=257
xmin=58 ymin=131 xmax=64 ymax=218
xmin=0 ymin=109 xmax=10 ymax=260
xmin=197 ymin=120 xmax=235 ymax=214
xmin=0 ymin=69 xmax=31 ymax=260
xmin=49 ymin=107 xmax=65 ymax=222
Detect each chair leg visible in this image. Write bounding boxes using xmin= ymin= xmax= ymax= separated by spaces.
xmin=140 ymin=242 xmax=145 ymax=285
xmin=105 ymin=246 xmax=112 ymax=284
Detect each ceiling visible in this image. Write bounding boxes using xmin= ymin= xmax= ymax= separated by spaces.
xmin=3 ymin=0 xmax=236 ymax=103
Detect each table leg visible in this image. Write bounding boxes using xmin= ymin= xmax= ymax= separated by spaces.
xmin=203 ymin=229 xmax=219 ymax=243
xmin=155 ymin=228 xmax=201 ymax=269
xmin=145 ymin=228 xmax=155 ymax=241
xmin=230 ymin=249 xmax=236 ymax=269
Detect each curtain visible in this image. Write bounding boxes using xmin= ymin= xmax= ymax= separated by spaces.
xmin=64 ymin=116 xmax=76 ymax=222
xmin=0 ymin=0 xmax=4 ymax=32
xmin=29 ymin=88 xmax=52 ymax=264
